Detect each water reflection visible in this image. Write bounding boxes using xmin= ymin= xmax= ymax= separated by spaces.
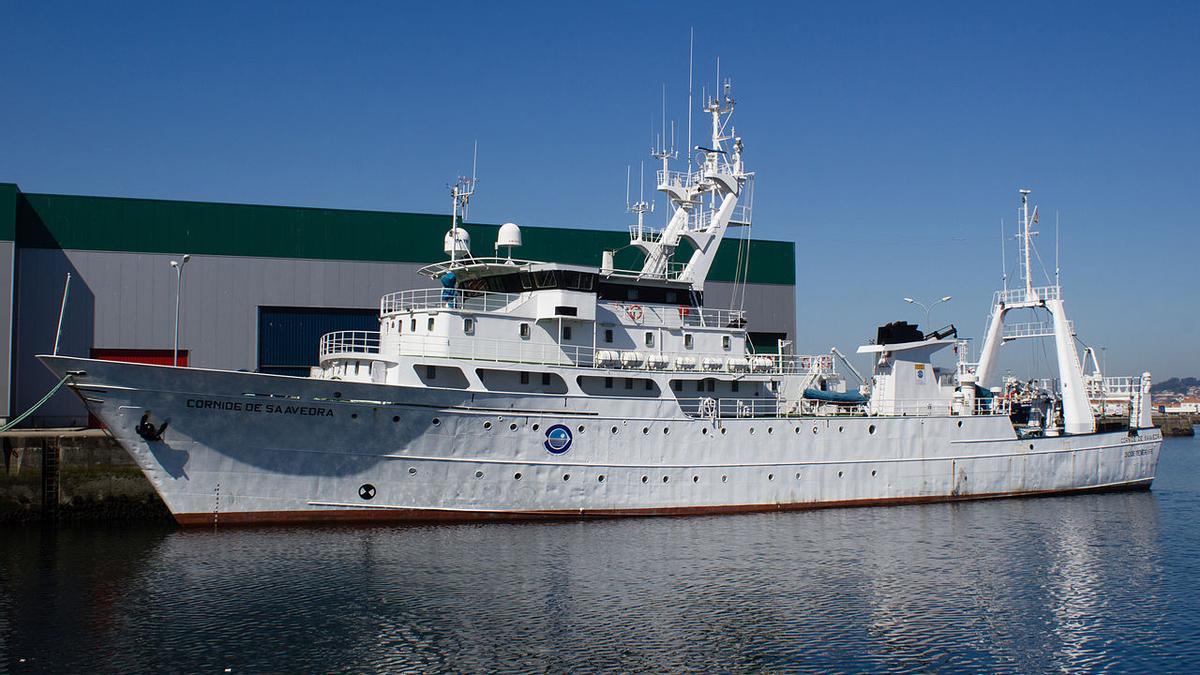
xmin=2 ymin=438 xmax=1197 ymax=672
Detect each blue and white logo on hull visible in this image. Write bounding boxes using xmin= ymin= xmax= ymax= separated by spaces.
xmin=544 ymin=424 xmax=573 ymax=454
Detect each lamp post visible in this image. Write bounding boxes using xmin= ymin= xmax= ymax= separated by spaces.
xmin=170 ymin=254 xmax=191 ymax=366
xmin=904 ymin=295 xmax=952 ymax=328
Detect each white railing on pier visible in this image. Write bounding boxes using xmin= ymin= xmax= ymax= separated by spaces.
xmin=1002 ymin=320 xmax=1074 ymax=340
xmin=380 ymin=288 xmax=523 ymax=316
xmin=993 ymin=285 xmax=1062 ymax=306
xmin=319 ymin=331 xmax=381 ymax=359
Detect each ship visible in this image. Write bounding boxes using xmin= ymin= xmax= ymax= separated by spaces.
xmin=38 ymin=81 xmax=1161 ymax=525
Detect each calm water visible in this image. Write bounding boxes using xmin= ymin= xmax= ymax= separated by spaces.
xmin=3 ymin=436 xmax=1199 ymax=673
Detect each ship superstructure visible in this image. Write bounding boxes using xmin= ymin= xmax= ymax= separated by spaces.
xmin=38 ymin=81 xmax=1160 ymax=525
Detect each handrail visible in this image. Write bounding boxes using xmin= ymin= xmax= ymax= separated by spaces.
xmin=598 ymin=301 xmax=745 ymax=330
xmin=381 ymin=288 xmax=524 ymax=316
xmin=319 ymin=331 xmax=381 ymax=359
xmin=993 ymin=285 xmax=1062 ymax=306
xmin=392 ymin=333 xmax=837 ymax=376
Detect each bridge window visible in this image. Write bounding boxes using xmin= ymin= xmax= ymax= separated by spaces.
xmin=722 ymin=336 xmax=731 ymax=350
xmin=410 ymin=318 xmax=417 ymax=332
xmin=624 ymin=378 xmax=633 ymax=390
xmin=520 ymin=371 xmax=530 ymax=385
xmin=732 ymin=380 xmax=739 ymax=392
xmin=645 ymin=332 xmax=654 ymax=347
xmin=542 ymin=373 xmax=551 ymax=386
xmin=684 ymin=334 xmax=694 ymax=349
xmin=604 ymin=328 xmax=613 ymax=343
xmin=605 ymin=377 xmax=613 ymax=389
xmin=427 ymin=317 xmax=435 ymax=331
xmin=464 ymin=318 xmax=475 ymax=335
xmin=426 ymin=365 xmax=436 ymax=379
xmin=666 ymin=291 xmax=677 ymax=303
xmin=562 ymin=325 xmax=573 ymax=341
xmin=519 ymin=323 xmax=530 ymax=338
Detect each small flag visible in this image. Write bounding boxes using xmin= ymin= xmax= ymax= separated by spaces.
xmin=1032 ymin=206 xmax=1039 ymax=224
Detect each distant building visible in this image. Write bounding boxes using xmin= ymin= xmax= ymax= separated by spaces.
xmin=0 ymin=183 xmax=797 ymax=426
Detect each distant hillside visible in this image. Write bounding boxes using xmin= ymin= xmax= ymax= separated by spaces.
xmin=1151 ymin=377 xmax=1200 ymax=394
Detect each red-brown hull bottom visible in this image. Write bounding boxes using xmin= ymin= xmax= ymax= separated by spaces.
xmin=174 ymin=479 xmax=1154 ymax=527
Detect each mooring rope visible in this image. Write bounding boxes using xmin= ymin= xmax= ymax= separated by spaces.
xmin=0 ymin=374 xmax=72 ymax=433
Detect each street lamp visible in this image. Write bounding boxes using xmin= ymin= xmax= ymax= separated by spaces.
xmin=904 ymin=295 xmax=953 ymax=328
xmin=170 ymin=254 xmax=191 ymax=367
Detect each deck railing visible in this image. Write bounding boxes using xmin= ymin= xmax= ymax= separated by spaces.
xmin=598 ymin=302 xmax=745 ymax=329
xmin=993 ymin=285 xmax=1062 ymax=306
xmin=380 ymin=288 xmax=523 ymax=316
xmin=393 ymin=333 xmax=835 ymax=376
xmin=319 ymin=331 xmax=381 ymax=359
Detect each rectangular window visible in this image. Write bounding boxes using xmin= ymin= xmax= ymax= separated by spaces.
xmin=707 ymin=379 xmax=716 ymax=392
xmin=644 ymin=332 xmax=654 ymax=348
xmin=696 ymin=380 xmax=704 ymax=392
xmin=666 ymin=291 xmax=677 ymax=303
xmin=520 ymin=371 xmax=530 ymax=385
xmin=426 ymin=365 xmax=436 ymax=379
xmin=410 ymin=318 xmax=417 ymax=331
xmin=542 ymin=373 xmax=551 ymax=386
xmin=627 ymin=288 xmax=639 ymax=301
xmin=562 ymin=325 xmax=572 ymax=341
xmin=427 ymin=317 xmax=435 ymax=331
xmin=732 ymin=380 xmax=740 ymax=392
xmin=684 ymin=334 xmax=694 ymax=350
xmin=722 ymin=335 xmax=731 ymax=350
xmin=604 ymin=329 xmax=613 ymax=343
xmin=604 ymin=377 xmax=613 ymax=389
xmin=520 ymin=323 xmax=530 ymax=338
xmin=464 ymin=318 xmax=475 ymax=335
xmin=645 ymin=380 xmax=654 ymax=391
xmin=624 ymin=378 xmax=633 ymax=390
xmin=672 ymin=380 xmax=683 ymax=392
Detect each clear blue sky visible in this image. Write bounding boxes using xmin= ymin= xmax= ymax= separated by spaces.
xmin=2 ymin=1 xmax=1197 ymax=378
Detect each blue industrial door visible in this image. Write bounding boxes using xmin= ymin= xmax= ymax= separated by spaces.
xmin=258 ymin=306 xmax=378 ymax=376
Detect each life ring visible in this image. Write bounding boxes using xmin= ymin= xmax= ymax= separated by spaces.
xmin=699 ymin=396 xmax=718 ymax=418
xmin=626 ymin=304 xmax=644 ymax=322
xmin=678 ymin=305 xmax=691 ymax=318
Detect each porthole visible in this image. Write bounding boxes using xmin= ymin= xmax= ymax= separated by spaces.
xmin=795 ymin=472 xmax=802 ymax=480
xmin=662 ymin=476 xmax=669 ymax=483
xmin=641 ymin=475 xmax=648 ymax=483
xmin=663 ymin=427 xmax=670 ymax=435
xmin=578 ymin=425 xmax=585 ymax=433
xmin=514 ymin=472 xmax=523 ymax=480
xmin=333 ymin=391 xmax=342 ymax=398
xmin=749 ymin=427 xmax=756 ymax=435
xmin=642 ymin=427 xmax=650 ymax=435
xmin=767 ymin=427 xmax=773 ymax=434
xmin=720 ymin=428 xmax=728 ymax=435
xmin=509 ymin=423 xmax=518 ymax=431
xmin=598 ymin=475 xmax=605 ymax=483
xmin=838 ymin=471 xmax=844 ymax=478
xmin=392 ymin=415 xmax=400 ymax=422
xmin=701 ymin=428 xmax=708 ymax=435
xmin=871 ymin=470 xmax=877 ymax=477
xmin=532 ymin=423 xmax=540 ymax=431
xmin=483 ymin=421 xmax=492 ymax=430
xmin=813 ymin=426 xmax=818 ymax=434
xmin=475 ymin=470 xmax=484 ymax=478
xmin=767 ymin=473 xmax=774 ymax=481
xmin=408 ymin=467 xmax=417 ymax=475
xmin=838 ymin=426 xmax=844 ymax=433
xmin=432 ymin=417 xmax=441 ymax=426
xmin=868 ymin=425 xmax=876 ymax=435
xmin=351 ymin=413 xmax=358 ymax=419
xmin=794 ymin=427 xmax=801 ymax=434
xmin=1029 ymin=443 xmax=1034 ymax=450
xmin=957 ymin=420 xmax=964 ymax=428
xmin=721 ymin=475 xmax=728 ymax=483
xmin=693 ymin=476 xmax=700 ymax=483
xmin=611 ymin=426 xmax=618 ymax=434
xmin=563 ymin=474 xmax=571 ymax=481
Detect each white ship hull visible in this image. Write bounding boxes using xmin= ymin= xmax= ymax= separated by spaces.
xmin=41 ymin=355 xmax=1162 ymax=526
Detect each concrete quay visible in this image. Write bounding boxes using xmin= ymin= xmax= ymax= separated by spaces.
xmin=1 ymin=428 xmax=169 ymax=523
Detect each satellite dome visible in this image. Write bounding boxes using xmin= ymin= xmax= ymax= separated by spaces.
xmin=443 ymin=228 xmax=471 ymax=257
xmin=497 ymin=222 xmax=522 ymax=248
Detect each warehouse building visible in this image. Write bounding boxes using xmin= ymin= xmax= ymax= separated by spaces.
xmin=0 ymin=183 xmax=797 ymax=427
